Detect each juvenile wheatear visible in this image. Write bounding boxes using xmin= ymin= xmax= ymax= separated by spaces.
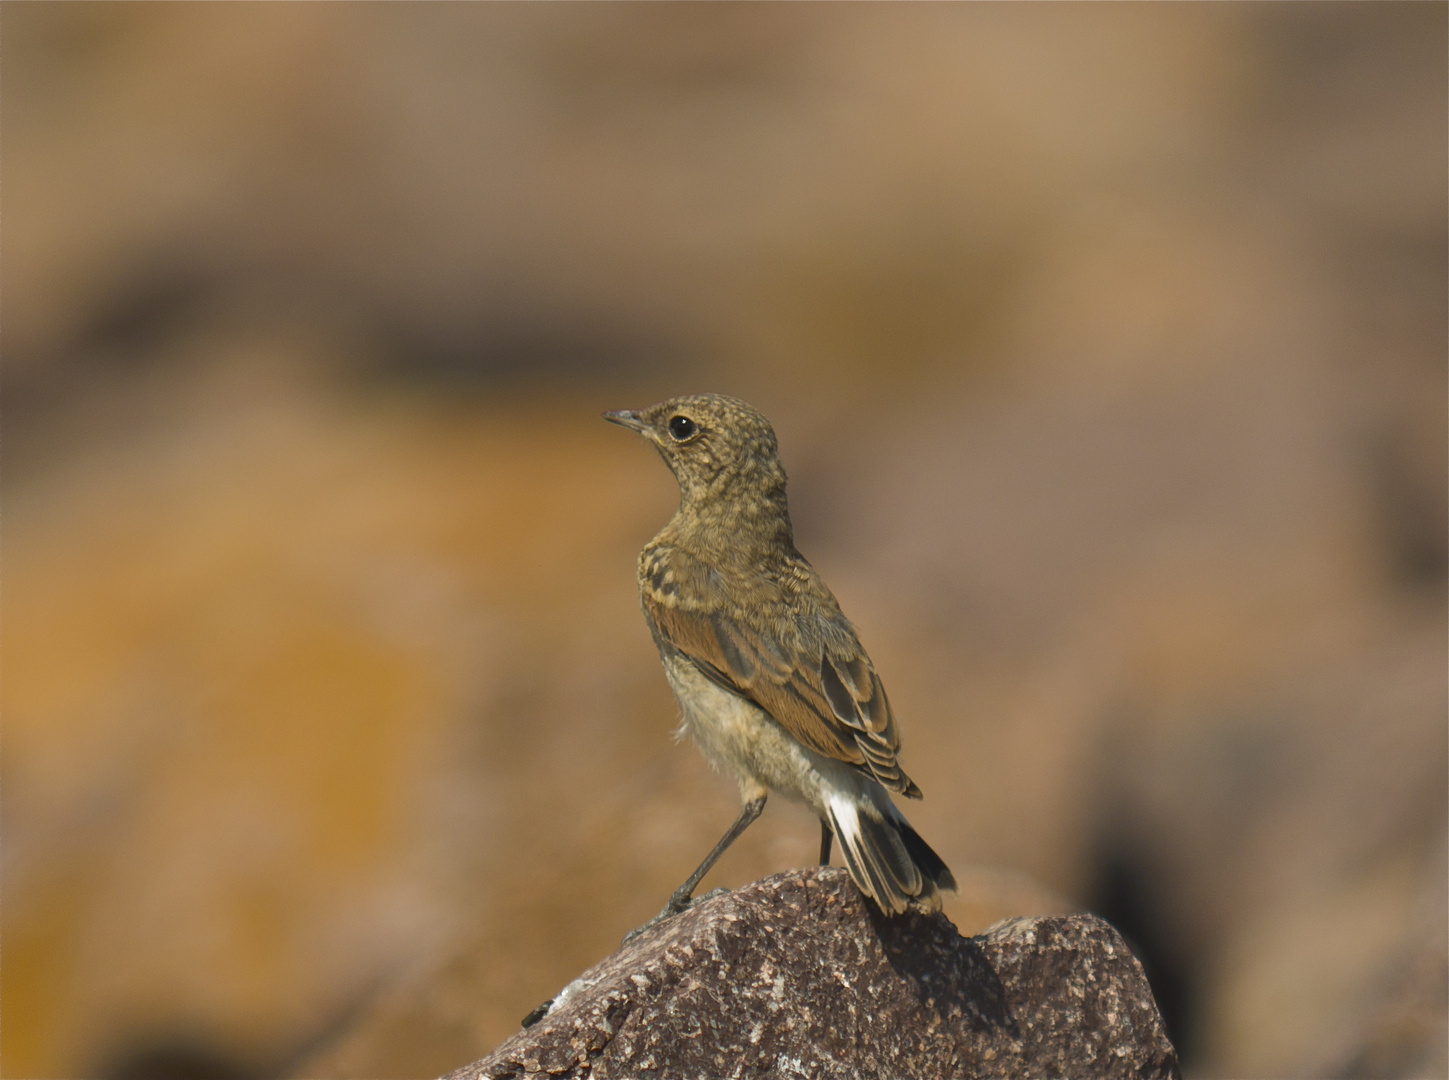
xmin=605 ymin=393 xmax=955 ymax=932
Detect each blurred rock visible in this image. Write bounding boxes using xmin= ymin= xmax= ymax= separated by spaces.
xmin=3 ymin=4 xmax=1443 ymax=1079
xmin=444 ymin=868 xmax=1179 ymax=1080
xmin=1330 ymin=893 xmax=1449 ymax=1080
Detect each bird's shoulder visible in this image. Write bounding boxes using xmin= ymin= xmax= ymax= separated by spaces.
xmin=638 ymin=538 xmax=731 ymax=613
xmin=639 ymin=535 xmax=834 ymax=625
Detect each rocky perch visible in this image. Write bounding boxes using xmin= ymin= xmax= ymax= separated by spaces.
xmin=443 ymin=867 xmax=1179 ymax=1080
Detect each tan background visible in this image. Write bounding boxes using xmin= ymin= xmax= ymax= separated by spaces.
xmin=4 ymin=5 xmax=1445 ymax=1078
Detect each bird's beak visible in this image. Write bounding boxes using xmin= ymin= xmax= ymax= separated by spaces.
xmin=602 ymin=409 xmax=649 ymax=435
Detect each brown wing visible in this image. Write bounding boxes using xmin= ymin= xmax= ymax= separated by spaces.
xmin=643 ymin=581 xmax=922 ymax=798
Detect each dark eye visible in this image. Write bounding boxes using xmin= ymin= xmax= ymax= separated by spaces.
xmin=667 ymin=415 xmax=698 ymax=441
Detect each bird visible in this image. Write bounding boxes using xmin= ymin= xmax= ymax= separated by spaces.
xmin=604 ymin=393 xmax=956 ymax=934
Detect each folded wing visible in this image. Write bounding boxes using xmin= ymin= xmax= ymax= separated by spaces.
xmin=644 ymin=584 xmax=922 ymax=798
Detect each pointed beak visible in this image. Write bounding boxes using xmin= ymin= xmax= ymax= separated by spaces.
xmin=602 ymin=409 xmax=649 ymax=434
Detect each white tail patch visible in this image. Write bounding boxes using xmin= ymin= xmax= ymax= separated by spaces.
xmin=828 ymin=795 xmax=862 ymax=854
xmin=827 ymin=792 xmax=927 ymax=915
xmin=827 ymin=795 xmax=892 ymax=913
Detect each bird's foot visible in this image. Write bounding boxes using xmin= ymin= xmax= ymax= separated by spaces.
xmin=621 ymin=887 xmax=728 ymax=945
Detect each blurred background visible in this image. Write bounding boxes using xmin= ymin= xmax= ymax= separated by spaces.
xmin=3 ymin=4 xmax=1445 ymax=1078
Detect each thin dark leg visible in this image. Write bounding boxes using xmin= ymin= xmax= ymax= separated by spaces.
xmin=818 ymin=819 xmax=833 ymax=866
xmin=625 ymin=795 xmax=767 ymax=943
xmin=665 ymin=795 xmax=767 ymax=913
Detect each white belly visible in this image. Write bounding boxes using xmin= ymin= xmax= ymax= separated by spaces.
xmin=661 ymin=652 xmax=830 ymax=809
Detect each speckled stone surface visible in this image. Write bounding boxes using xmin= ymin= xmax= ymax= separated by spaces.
xmin=442 ymin=867 xmax=1179 ymax=1080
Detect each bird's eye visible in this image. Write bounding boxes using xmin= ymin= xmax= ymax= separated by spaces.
xmin=667 ymin=415 xmax=698 ymax=441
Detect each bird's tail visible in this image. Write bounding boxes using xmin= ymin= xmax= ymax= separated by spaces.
xmin=827 ymin=796 xmax=957 ymax=915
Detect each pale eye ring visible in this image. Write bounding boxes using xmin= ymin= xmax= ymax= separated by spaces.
xmin=667 ymin=415 xmax=698 ymax=441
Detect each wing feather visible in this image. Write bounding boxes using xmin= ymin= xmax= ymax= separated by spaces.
xmin=642 ymin=566 xmax=919 ymax=795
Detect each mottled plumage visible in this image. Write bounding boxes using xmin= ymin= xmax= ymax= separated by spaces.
xmin=605 ymin=394 xmax=955 ymax=925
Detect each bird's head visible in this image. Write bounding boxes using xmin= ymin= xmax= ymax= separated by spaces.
xmin=603 ymin=393 xmax=787 ymax=511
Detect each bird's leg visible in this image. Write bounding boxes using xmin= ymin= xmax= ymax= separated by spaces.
xmin=624 ymin=795 xmax=766 ymax=943
xmin=818 ymin=819 xmax=833 ymax=866
xmin=666 ymin=794 xmax=766 ymax=912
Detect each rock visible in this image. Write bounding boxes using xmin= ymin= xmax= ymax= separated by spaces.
xmin=444 ymin=867 xmax=1179 ymax=1080
xmin=288 ymin=864 xmax=1073 ymax=1079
